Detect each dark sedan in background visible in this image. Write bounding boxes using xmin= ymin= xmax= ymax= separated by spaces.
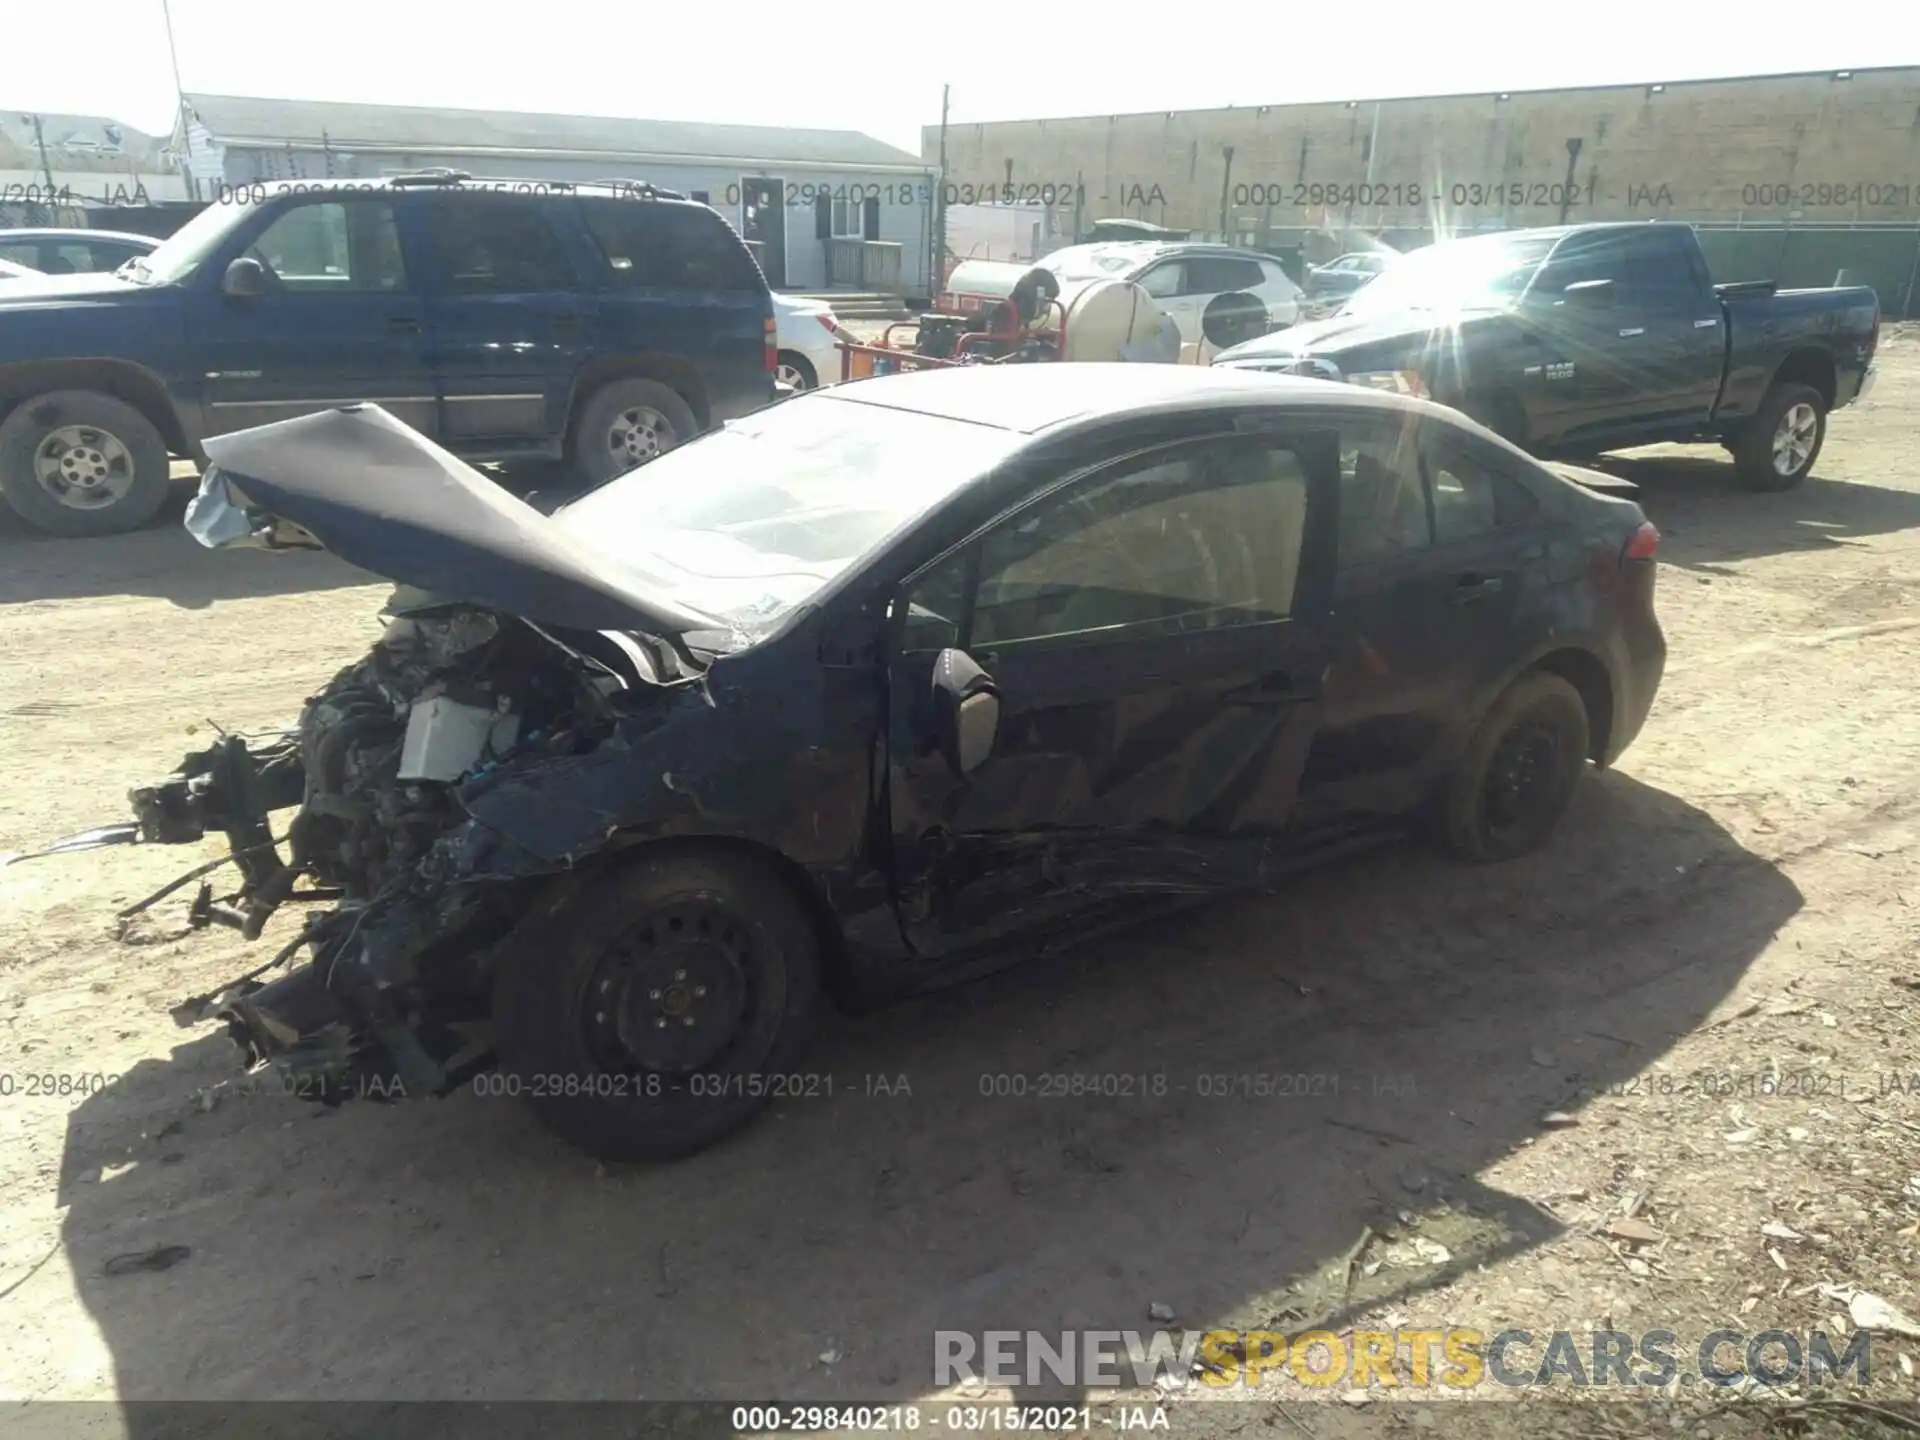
xmin=106 ymin=364 xmax=1665 ymax=1162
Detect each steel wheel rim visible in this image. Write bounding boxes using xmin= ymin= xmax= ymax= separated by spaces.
xmin=775 ymin=361 xmax=811 ymax=391
xmin=582 ymin=899 xmax=756 ymax=1076
xmin=1771 ymin=402 xmax=1818 ymax=476
xmin=1482 ymin=719 xmax=1567 ymax=840
xmin=608 ymin=405 xmax=674 ymax=467
xmin=33 ymin=424 xmax=136 ymax=510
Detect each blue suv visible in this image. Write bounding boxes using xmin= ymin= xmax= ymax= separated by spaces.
xmin=0 ymin=172 xmax=776 ymax=537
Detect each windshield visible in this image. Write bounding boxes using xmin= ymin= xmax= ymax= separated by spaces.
xmin=126 ymin=201 xmax=250 ymax=286
xmin=555 ymin=395 xmax=1024 ymax=641
xmin=1339 ymin=231 xmax=1559 ymax=317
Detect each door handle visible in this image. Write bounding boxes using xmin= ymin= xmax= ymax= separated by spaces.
xmin=1693 ymin=318 xmax=1720 ymax=329
xmin=551 ymin=313 xmax=584 ymax=332
xmin=386 ymin=315 xmax=421 ymax=332
xmin=1448 ymin=574 xmax=1505 ymax=605
xmin=1222 ymin=671 xmax=1295 ymax=705
xmin=1618 ymin=327 xmax=1645 ymax=338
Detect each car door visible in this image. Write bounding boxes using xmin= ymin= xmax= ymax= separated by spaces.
xmin=1610 ymin=227 xmax=1726 ymax=428
xmin=883 ymin=427 xmax=1339 ymax=959
xmin=417 ymin=193 xmax=593 ymax=444
xmin=1293 ymin=411 xmax=1540 ymax=828
xmin=1512 ymin=232 xmax=1647 ymax=441
xmin=196 ymin=195 xmax=437 ymax=438
xmin=1256 ymin=258 xmax=1302 ymax=322
xmin=1135 ymin=258 xmax=1202 ymax=342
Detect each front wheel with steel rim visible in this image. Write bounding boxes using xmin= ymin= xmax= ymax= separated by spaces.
xmin=1438 ymin=671 xmax=1591 ymax=863
xmin=568 ymin=376 xmax=701 ymax=488
xmin=1733 ymin=381 xmax=1826 ymax=493
xmin=492 ymin=845 xmax=823 ymax=1162
xmin=0 ymin=389 xmax=172 ymax=538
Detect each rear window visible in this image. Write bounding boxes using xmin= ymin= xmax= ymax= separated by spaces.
xmin=583 ymin=200 xmax=764 ymax=292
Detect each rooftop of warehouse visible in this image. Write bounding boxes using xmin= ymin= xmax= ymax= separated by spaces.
xmin=180 ymin=93 xmax=925 ymax=170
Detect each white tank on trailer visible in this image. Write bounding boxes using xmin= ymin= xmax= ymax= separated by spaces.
xmin=1050 ymin=275 xmax=1176 ymax=362
xmin=937 ymin=260 xmax=1178 ymax=363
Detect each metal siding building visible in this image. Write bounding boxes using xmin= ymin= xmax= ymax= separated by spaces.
xmin=173 ymin=94 xmax=938 ymax=296
xmin=927 ymin=65 xmax=1920 ymax=315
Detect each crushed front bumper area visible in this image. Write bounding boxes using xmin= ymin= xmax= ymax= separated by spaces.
xmin=131 ymin=733 xmax=522 ymax=1105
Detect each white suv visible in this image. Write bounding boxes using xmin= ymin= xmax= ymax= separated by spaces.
xmin=1039 ymin=241 xmax=1301 ymax=345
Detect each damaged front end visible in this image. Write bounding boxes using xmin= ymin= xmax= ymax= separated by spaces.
xmin=132 ymin=589 xmax=695 ymax=1101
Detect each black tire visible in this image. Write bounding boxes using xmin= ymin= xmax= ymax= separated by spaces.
xmin=569 ymin=377 xmax=700 ymax=487
xmin=492 ymin=845 xmax=823 ymax=1162
xmin=1732 ymin=381 xmax=1825 ymax=493
xmin=775 ymin=350 xmax=818 ymax=391
xmin=0 ymin=389 xmax=172 ymax=538
xmin=1438 ymin=672 xmax=1591 ymax=863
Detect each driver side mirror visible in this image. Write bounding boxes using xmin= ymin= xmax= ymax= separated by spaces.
xmin=222 ymin=257 xmax=267 ymax=299
xmin=1560 ymin=277 xmax=1614 ymax=308
xmin=932 ymin=648 xmax=1000 ymax=778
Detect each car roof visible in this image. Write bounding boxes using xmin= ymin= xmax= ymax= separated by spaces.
xmin=815 ymin=363 xmax=1423 ymax=435
xmin=0 ymin=228 xmax=159 ymax=246
xmin=230 ymin=176 xmax=705 ymax=206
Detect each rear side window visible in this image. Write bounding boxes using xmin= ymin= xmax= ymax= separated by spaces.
xmin=1427 ymin=438 xmax=1540 ymax=544
xmin=423 ymin=197 xmax=575 ymax=293
xmin=582 ymin=200 xmax=764 ymax=292
xmin=1336 ymin=416 xmax=1429 ymax=567
xmin=1188 ymin=256 xmax=1266 ymax=293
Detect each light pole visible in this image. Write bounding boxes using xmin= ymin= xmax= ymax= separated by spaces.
xmin=159 ymin=0 xmax=197 ymax=199
xmin=22 ymin=114 xmax=58 ymax=194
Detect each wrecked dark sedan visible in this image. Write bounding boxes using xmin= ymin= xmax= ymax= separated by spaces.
xmin=99 ymin=364 xmax=1665 ymax=1160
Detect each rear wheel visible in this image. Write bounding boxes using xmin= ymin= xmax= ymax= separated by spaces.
xmin=492 ymin=846 xmax=823 ymax=1162
xmin=1439 ymin=672 xmax=1591 ymax=862
xmin=1733 ymin=381 xmax=1825 ymax=492
xmin=569 ymin=377 xmax=700 ymax=487
xmin=775 ymin=351 xmax=818 ymax=391
xmin=0 ymin=389 xmax=172 ymax=538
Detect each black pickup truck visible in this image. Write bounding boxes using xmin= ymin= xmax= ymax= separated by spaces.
xmin=1213 ymin=222 xmax=1880 ymax=491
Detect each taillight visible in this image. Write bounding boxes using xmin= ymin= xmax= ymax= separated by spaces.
xmin=764 ymin=315 xmax=778 ymax=372
xmin=1623 ymin=521 xmax=1660 ymax=561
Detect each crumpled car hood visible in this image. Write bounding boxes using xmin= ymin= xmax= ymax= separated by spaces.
xmin=195 ymin=404 xmax=726 ymax=636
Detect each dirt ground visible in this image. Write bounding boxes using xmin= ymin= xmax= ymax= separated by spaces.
xmin=3 ymin=338 xmax=1920 ymax=1440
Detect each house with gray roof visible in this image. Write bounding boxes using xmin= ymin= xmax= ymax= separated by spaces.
xmin=172 ymin=93 xmax=937 ymax=296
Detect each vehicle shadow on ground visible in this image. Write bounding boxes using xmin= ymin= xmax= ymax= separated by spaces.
xmin=54 ymin=770 xmax=1795 ymax=1410
xmin=1588 ymin=451 xmax=1920 ymax=571
xmin=0 ymin=508 xmax=376 ymax=608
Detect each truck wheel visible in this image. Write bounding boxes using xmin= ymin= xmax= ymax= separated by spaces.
xmin=0 ymin=390 xmax=172 ymax=538
xmin=570 ymin=377 xmax=699 ymax=487
xmin=492 ymin=845 xmax=823 ymax=1162
xmin=1437 ymin=672 xmax=1590 ymax=863
xmin=1733 ymin=382 xmax=1825 ymax=492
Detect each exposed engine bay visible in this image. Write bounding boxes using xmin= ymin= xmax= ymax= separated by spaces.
xmin=126 ymin=591 xmax=687 ymax=1101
